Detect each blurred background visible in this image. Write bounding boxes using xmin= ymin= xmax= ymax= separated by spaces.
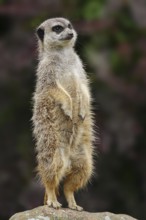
xmin=0 ymin=0 xmax=146 ymax=219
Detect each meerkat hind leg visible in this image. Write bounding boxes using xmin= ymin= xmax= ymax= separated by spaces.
xmin=64 ymin=186 xmax=83 ymax=211
xmin=64 ymin=149 xmax=92 ymax=211
xmin=44 ymin=191 xmax=47 ymax=205
xmin=64 ymin=170 xmax=85 ymax=211
xmin=45 ymin=183 xmax=62 ymax=209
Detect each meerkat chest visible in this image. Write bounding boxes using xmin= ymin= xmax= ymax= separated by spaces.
xmin=60 ymin=69 xmax=81 ymax=101
xmin=58 ymin=60 xmax=84 ymax=96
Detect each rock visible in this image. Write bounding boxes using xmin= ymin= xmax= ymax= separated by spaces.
xmin=9 ymin=206 xmax=137 ymax=220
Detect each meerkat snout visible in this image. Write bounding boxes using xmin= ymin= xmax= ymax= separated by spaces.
xmin=64 ymin=32 xmax=74 ymax=40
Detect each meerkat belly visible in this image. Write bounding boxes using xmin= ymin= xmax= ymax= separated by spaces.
xmin=58 ymin=67 xmax=90 ymax=152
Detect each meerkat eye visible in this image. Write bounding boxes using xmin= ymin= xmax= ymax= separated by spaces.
xmin=36 ymin=27 xmax=44 ymax=41
xmin=52 ymin=25 xmax=64 ymax=33
xmin=68 ymin=23 xmax=72 ymax=29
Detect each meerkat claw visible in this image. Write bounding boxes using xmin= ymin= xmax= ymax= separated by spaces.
xmin=69 ymin=204 xmax=83 ymax=211
xmin=47 ymin=200 xmax=62 ymax=209
xmin=79 ymin=114 xmax=85 ymax=121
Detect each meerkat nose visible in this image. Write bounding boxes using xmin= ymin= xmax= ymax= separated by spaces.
xmin=68 ymin=33 xmax=73 ymax=39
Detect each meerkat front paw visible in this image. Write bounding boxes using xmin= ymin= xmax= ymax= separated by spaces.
xmin=61 ymin=100 xmax=72 ymax=119
xmin=79 ymin=85 xmax=90 ymax=120
xmin=79 ymin=98 xmax=89 ymax=120
xmin=79 ymin=108 xmax=86 ymax=121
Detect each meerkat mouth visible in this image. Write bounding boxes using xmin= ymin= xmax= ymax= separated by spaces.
xmin=61 ymin=33 xmax=74 ymax=41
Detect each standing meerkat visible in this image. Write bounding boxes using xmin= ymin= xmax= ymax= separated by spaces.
xmin=32 ymin=17 xmax=95 ymax=211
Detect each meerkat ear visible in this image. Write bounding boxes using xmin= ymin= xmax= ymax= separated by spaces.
xmin=36 ymin=27 xmax=44 ymax=41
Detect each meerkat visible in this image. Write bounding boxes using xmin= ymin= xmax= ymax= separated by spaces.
xmin=32 ymin=17 xmax=95 ymax=211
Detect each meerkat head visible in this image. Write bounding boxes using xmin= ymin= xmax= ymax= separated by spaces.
xmin=36 ymin=18 xmax=77 ymax=52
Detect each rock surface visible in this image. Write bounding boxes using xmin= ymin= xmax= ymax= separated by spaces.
xmin=9 ymin=206 xmax=137 ymax=220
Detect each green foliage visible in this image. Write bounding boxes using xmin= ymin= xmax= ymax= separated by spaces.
xmin=64 ymin=0 xmax=106 ymax=20
xmin=29 ymin=14 xmax=49 ymax=29
xmin=0 ymin=0 xmax=7 ymax=5
xmin=82 ymin=0 xmax=106 ymax=20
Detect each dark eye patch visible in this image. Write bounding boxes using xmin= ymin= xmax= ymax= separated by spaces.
xmin=52 ymin=25 xmax=64 ymax=34
xmin=36 ymin=27 xmax=44 ymax=41
xmin=68 ymin=23 xmax=72 ymax=29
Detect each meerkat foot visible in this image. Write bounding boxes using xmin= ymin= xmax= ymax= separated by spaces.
xmin=45 ymin=184 xmax=62 ymax=209
xmin=68 ymin=203 xmax=83 ymax=211
xmin=47 ymin=199 xmax=62 ymax=209
xmin=64 ymin=188 xmax=83 ymax=211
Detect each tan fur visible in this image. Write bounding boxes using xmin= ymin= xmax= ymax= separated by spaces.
xmin=32 ymin=17 xmax=95 ymax=211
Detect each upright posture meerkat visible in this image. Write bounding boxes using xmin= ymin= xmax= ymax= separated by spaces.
xmin=32 ymin=17 xmax=94 ymax=211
